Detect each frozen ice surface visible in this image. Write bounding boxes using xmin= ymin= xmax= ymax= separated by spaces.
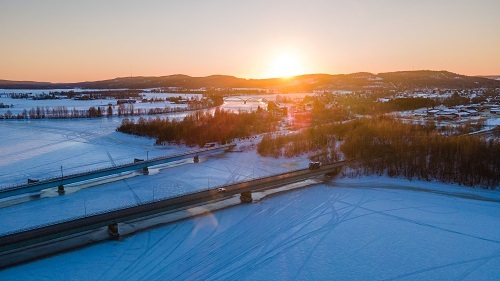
xmin=0 ymin=177 xmax=499 ymax=280
xmin=0 ymin=117 xmax=188 ymax=187
xmin=0 ymin=93 xmax=190 ymax=115
xmin=0 ymin=136 xmax=309 ymax=234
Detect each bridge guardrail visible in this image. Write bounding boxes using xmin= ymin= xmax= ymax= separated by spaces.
xmin=0 ymin=144 xmax=235 ymax=192
xmin=0 ymin=160 xmax=348 ymax=237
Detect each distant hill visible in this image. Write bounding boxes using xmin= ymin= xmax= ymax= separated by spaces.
xmin=1 ymin=70 xmax=499 ymax=90
xmin=0 ymin=79 xmax=56 ymax=89
xmin=377 ymin=71 xmax=500 ymax=89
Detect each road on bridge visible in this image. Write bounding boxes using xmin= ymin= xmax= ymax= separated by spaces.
xmin=0 ymin=159 xmax=354 ymax=266
xmin=0 ymin=144 xmax=235 ymax=199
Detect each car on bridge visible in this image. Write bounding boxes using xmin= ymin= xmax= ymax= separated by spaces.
xmin=203 ymin=142 xmax=219 ymax=148
xmin=309 ymin=162 xmax=321 ymax=170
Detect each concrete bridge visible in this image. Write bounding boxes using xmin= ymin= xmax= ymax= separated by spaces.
xmin=0 ymin=159 xmax=351 ymax=267
xmin=0 ymin=144 xmax=236 ymax=199
xmin=222 ymin=96 xmax=264 ymax=104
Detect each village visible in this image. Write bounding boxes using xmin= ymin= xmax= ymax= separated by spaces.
xmin=382 ymin=88 xmax=499 ymax=118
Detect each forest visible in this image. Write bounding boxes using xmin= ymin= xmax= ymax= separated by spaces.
xmin=258 ymin=116 xmax=499 ymax=188
xmin=117 ymin=107 xmax=281 ymax=146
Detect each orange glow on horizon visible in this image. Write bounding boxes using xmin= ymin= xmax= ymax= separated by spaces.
xmin=265 ymin=52 xmax=305 ymax=79
xmin=1 ymin=1 xmax=499 ymax=83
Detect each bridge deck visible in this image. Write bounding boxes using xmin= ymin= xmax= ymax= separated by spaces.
xmin=0 ymin=144 xmax=235 ymax=199
xmin=0 ymin=160 xmax=350 ymax=257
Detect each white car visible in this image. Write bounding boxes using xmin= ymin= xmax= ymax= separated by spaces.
xmin=217 ymin=188 xmax=227 ymax=193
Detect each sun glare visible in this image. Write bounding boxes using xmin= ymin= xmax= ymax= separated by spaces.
xmin=268 ymin=52 xmax=304 ymax=78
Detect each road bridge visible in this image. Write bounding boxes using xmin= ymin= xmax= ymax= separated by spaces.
xmin=0 ymin=144 xmax=235 ymax=199
xmin=223 ymin=96 xmax=263 ymax=104
xmin=0 ymin=160 xmax=352 ymax=267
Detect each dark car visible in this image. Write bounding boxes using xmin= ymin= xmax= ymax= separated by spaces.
xmin=309 ymin=162 xmax=321 ymax=170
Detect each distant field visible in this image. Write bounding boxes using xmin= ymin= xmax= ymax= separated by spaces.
xmin=480 ymin=75 xmax=500 ymax=80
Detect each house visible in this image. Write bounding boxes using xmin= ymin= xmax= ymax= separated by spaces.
xmin=464 ymin=109 xmax=479 ymax=116
xmin=455 ymin=112 xmax=470 ymax=118
xmin=427 ymin=109 xmax=440 ymax=116
xmin=117 ymin=99 xmax=137 ymax=105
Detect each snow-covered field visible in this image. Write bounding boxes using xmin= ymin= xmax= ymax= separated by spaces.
xmin=0 ymin=94 xmax=194 ymax=117
xmin=0 ymin=95 xmax=310 ymax=233
xmin=0 ymin=117 xmax=188 ymax=187
xmin=1 ymin=177 xmax=499 ymax=280
xmin=0 ymin=94 xmax=499 ymax=279
xmin=0 ymin=145 xmax=310 ymax=234
xmin=0 ymin=95 xmax=282 ymax=187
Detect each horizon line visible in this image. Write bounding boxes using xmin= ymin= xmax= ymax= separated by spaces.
xmin=2 ymin=70 xmax=500 ymax=84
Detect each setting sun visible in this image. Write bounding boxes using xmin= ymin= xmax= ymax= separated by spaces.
xmin=268 ymin=52 xmax=304 ymax=78
xmin=0 ymin=0 xmax=499 ymax=278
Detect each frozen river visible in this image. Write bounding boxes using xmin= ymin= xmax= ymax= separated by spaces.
xmin=1 ymin=177 xmax=499 ymax=280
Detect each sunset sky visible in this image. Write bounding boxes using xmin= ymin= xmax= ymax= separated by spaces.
xmin=1 ymin=0 xmax=499 ymax=82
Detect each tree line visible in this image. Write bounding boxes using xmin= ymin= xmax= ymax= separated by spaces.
xmin=1 ymin=104 xmax=201 ymax=119
xmin=258 ymin=116 xmax=499 ymax=188
xmin=0 ymin=95 xmax=223 ymax=120
xmin=7 ymin=90 xmax=143 ymax=100
xmin=117 ymin=107 xmax=281 ymax=146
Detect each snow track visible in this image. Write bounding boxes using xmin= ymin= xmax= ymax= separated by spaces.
xmin=1 ymin=178 xmax=498 ymax=280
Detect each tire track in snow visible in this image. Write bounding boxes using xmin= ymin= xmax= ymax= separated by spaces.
xmin=106 ymin=150 xmax=116 ymax=167
xmin=292 ymin=191 xmax=349 ymax=280
xmin=237 ymin=191 xmax=368 ymax=276
xmin=134 ymin=201 xmax=244 ymax=279
xmin=98 ymin=234 xmax=152 ymax=280
xmin=208 ymin=191 xmax=360 ymax=280
xmin=212 ymin=193 xmax=340 ymax=277
xmin=336 ymin=199 xmax=500 ymax=245
xmin=219 ymin=192 xmax=371 ymax=280
xmin=114 ymin=224 xmax=183 ymax=281
xmin=153 ymin=193 xmax=333 ymax=280
xmin=455 ymin=248 xmax=500 ymax=281
xmin=382 ymin=249 xmax=500 ymax=281
xmin=146 ymin=219 xmax=222 ymax=281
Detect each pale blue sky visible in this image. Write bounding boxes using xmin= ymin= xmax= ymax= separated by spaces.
xmin=1 ymin=0 xmax=499 ymax=82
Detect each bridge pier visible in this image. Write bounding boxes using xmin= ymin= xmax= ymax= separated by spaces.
xmin=27 ymin=179 xmax=39 ymax=184
xmin=57 ymin=185 xmax=65 ymax=194
xmin=107 ymin=222 xmax=119 ymax=237
xmin=240 ymin=191 xmax=252 ymax=203
xmin=1 ymin=144 xmax=236 ymax=200
xmin=193 ymin=155 xmax=199 ymax=163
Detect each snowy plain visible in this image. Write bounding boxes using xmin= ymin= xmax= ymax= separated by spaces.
xmin=0 ymin=94 xmax=499 ymax=280
xmin=1 ymin=178 xmax=499 ymax=280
